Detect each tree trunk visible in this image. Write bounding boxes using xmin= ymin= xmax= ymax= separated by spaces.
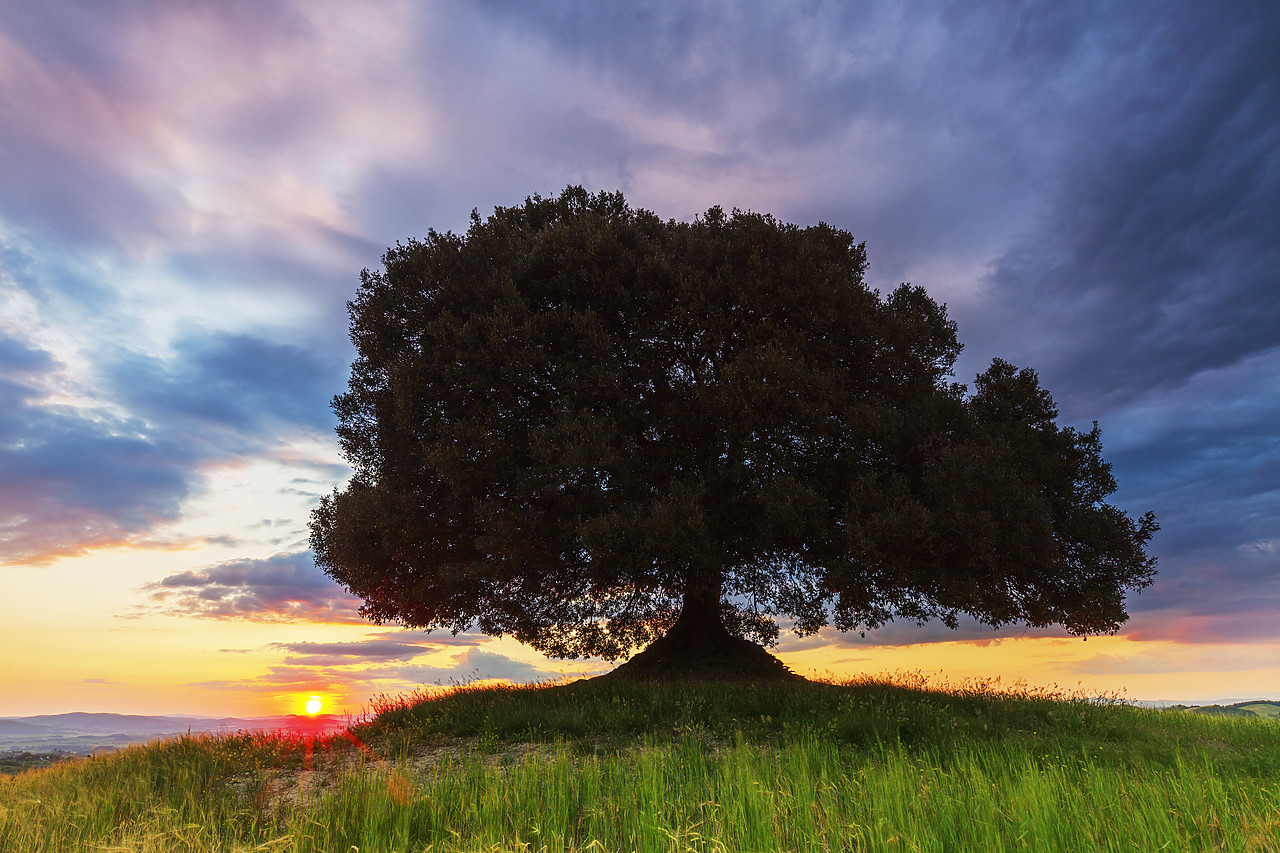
xmin=596 ymin=579 xmax=803 ymax=683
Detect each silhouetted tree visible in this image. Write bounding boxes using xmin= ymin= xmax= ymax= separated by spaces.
xmin=311 ymin=187 xmax=1157 ymax=680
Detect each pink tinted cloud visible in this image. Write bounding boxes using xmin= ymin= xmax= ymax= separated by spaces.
xmin=144 ymin=551 xmax=365 ymax=624
xmin=1122 ymin=608 xmax=1280 ymax=646
xmin=270 ymin=632 xmax=492 ymax=666
xmin=0 ymin=3 xmax=384 ymax=255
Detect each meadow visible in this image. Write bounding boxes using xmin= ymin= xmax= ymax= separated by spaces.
xmin=2 ymin=673 xmax=1277 ymax=852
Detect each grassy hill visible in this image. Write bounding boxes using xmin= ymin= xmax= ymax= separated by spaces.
xmin=2 ymin=675 xmax=1278 ymax=851
xmin=1235 ymin=702 xmax=1280 ymax=719
xmin=1168 ymin=700 xmax=1280 ymax=719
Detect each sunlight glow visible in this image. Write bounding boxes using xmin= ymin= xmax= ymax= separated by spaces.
xmin=305 ymin=695 xmax=322 ymax=716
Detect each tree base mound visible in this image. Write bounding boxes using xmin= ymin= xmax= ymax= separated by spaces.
xmin=593 ymin=615 xmax=805 ymax=684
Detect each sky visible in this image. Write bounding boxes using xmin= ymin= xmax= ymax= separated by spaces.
xmin=1 ymin=0 xmax=1277 ymax=718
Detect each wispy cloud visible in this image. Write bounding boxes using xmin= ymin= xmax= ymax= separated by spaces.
xmin=144 ymin=552 xmax=364 ymax=623
xmin=269 ymin=631 xmax=493 ymax=666
xmin=391 ymin=648 xmax=568 ymax=685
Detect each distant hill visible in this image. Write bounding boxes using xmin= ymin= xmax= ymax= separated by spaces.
xmin=0 ymin=719 xmax=47 ymax=735
xmin=0 ymin=712 xmax=353 ymax=755
xmin=1165 ymin=701 xmax=1280 ymax=719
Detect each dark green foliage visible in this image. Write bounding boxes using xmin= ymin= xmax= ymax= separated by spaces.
xmin=311 ymin=186 xmax=1157 ymax=662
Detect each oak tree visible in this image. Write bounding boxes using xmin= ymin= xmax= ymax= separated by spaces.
xmin=311 ymin=187 xmax=1157 ymax=680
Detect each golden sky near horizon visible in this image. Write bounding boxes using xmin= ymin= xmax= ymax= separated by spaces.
xmin=6 ymin=527 xmax=1277 ymax=718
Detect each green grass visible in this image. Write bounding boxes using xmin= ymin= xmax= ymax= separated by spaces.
xmin=1237 ymin=703 xmax=1280 ymax=720
xmin=2 ymin=674 xmax=1278 ymax=851
xmin=1175 ymin=702 xmax=1280 ymax=720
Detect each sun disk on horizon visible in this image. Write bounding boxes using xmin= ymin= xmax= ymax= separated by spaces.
xmin=305 ymin=696 xmax=323 ymax=716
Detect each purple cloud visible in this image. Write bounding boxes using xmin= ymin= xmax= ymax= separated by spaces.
xmin=145 ymin=551 xmax=364 ymax=623
xmin=392 ymin=648 xmax=560 ymax=685
xmin=268 ymin=631 xmax=492 ymax=666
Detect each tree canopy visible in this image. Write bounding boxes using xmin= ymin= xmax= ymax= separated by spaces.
xmin=311 ymin=186 xmax=1157 ymax=676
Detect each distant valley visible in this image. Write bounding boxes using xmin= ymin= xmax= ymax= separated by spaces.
xmin=0 ymin=711 xmax=353 ymax=757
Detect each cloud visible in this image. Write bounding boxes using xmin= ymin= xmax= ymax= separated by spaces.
xmin=473 ymin=1 xmax=1279 ymax=400
xmin=949 ymin=4 xmax=1280 ymax=414
xmin=272 ymin=640 xmax=430 ymax=664
xmin=0 ymin=2 xmax=332 ymax=252
xmin=1091 ymin=349 xmax=1280 ymax=644
xmin=0 ymin=330 xmax=198 ymax=565
xmin=186 ymin=631 xmax=519 ymax=699
xmin=0 ymin=234 xmax=350 ymax=567
xmin=268 ymin=631 xmax=491 ymax=666
xmin=1122 ymin=606 xmax=1280 ymax=647
xmin=144 ymin=551 xmax=365 ymax=623
xmin=188 ymin=665 xmax=359 ymax=696
xmin=363 ymin=628 xmax=495 ymax=648
xmin=184 ymin=651 xmax=564 ymax=698
xmin=472 ymin=0 xmax=1064 ymax=293
xmin=393 ymin=648 xmax=560 ymax=685
xmin=0 ymin=330 xmax=57 ymax=378
xmin=784 ymin=617 xmax=1073 ymax=652
xmin=106 ymin=330 xmax=344 ymax=438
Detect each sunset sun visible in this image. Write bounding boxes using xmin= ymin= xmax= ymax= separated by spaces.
xmin=305 ymin=696 xmax=322 ymax=716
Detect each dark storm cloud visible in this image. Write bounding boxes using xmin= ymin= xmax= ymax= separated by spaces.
xmin=1105 ymin=355 xmax=1280 ymax=552
xmin=0 ymin=331 xmax=196 ymax=565
xmin=934 ymin=1 xmax=1279 ymax=646
xmin=145 ymin=551 xmax=364 ymax=623
xmin=479 ymin=0 xmax=1279 ymax=392
xmin=961 ymin=6 xmax=1280 ymax=415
